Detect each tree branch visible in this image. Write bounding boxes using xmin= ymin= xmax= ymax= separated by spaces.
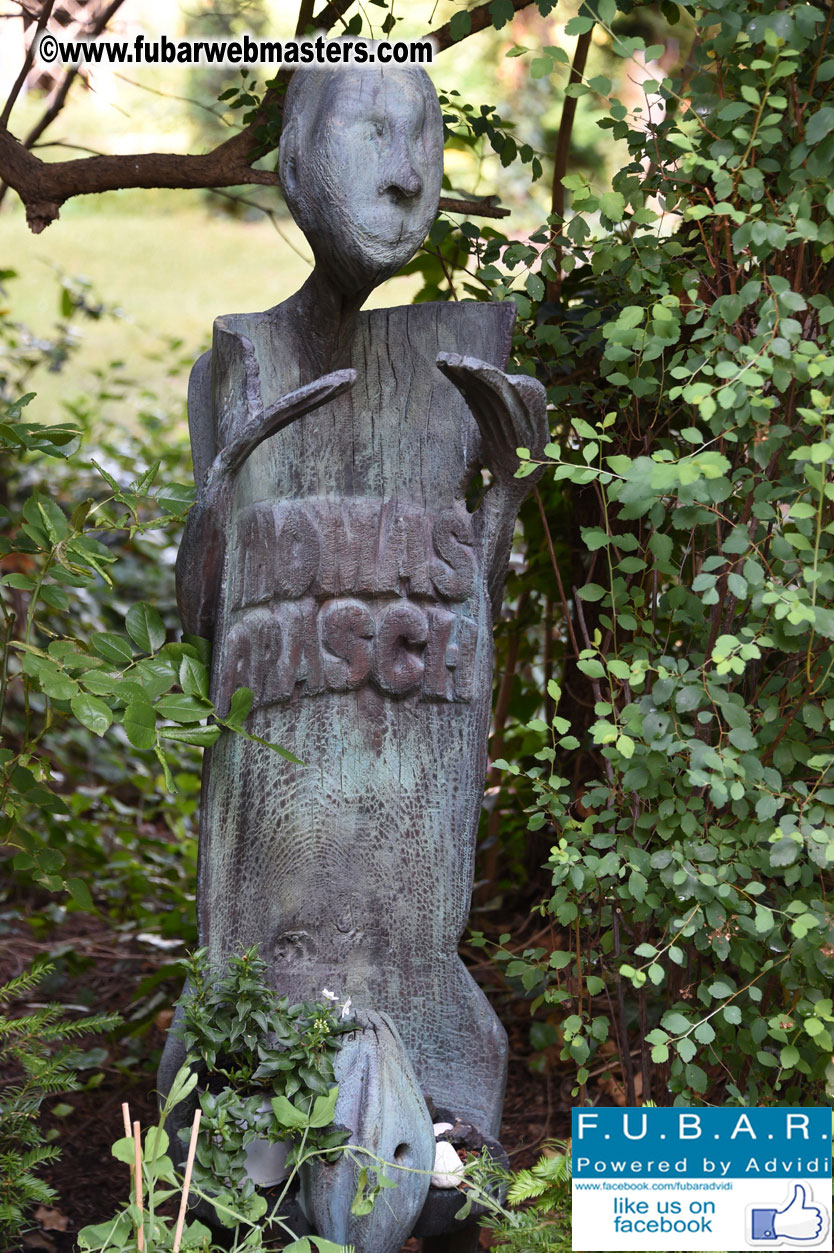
xmin=0 ymin=0 xmax=56 ymax=129
xmin=0 ymin=0 xmax=536 ymax=231
xmin=0 ymin=0 xmax=130 ymax=209
xmin=0 ymin=124 xmax=279 ymax=232
xmin=546 ymin=26 xmax=593 ymax=301
xmin=426 ymin=0 xmax=536 ymax=54
xmin=310 ymin=0 xmax=355 ymax=33
xmin=23 ymin=0 xmax=129 ymax=150
xmin=295 ymin=0 xmax=317 ymax=37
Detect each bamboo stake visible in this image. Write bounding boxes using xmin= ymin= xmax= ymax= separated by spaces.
xmin=172 ymin=1108 xmax=202 ymax=1253
xmin=121 ymin=1102 xmax=132 ymax=1140
xmin=133 ymin=1119 xmax=144 ymax=1252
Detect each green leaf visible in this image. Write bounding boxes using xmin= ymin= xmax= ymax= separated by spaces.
xmin=155 ymin=693 xmax=214 ymax=723
xmin=111 ymin=1134 xmax=137 ymax=1164
xmin=684 ymin=1063 xmax=708 ymax=1093
xmin=770 ymin=836 xmax=800 ymax=867
xmin=179 ymin=654 xmax=209 ymax=698
xmin=449 ymin=10 xmax=471 ymax=40
xmin=91 ymin=632 xmax=134 ymax=665
xmin=38 ymin=665 xmax=79 ymax=701
xmin=351 ymin=1167 xmax=375 ymax=1217
xmin=807 ymin=106 xmax=834 ymax=144
xmin=754 ymin=905 xmax=775 ymax=932
xmin=271 ymin=1094 xmax=310 ymax=1130
xmin=78 ymin=1214 xmax=132 ymax=1249
xmin=580 ymin=527 xmax=611 ymax=551
xmin=66 ymin=877 xmax=94 ymax=910
xmin=661 ymin=1011 xmax=690 ymax=1035
xmin=309 ymin=1086 xmax=339 ymax=1128
xmin=125 ymin=602 xmax=166 ymax=654
xmin=71 ymin=693 xmax=112 ymax=736
xmin=600 ymin=191 xmax=626 ymax=221
xmin=160 ymin=725 xmax=221 ymax=748
xmin=490 ymin=0 xmax=517 ymax=27
xmin=780 ymin=1044 xmax=800 ymax=1068
xmin=123 ymin=698 xmax=156 ymax=750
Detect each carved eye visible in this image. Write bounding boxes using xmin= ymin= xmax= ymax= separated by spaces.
xmin=373 ymin=120 xmax=385 ymax=138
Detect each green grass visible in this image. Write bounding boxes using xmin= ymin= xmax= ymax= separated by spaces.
xmin=0 ymin=191 xmax=418 ymax=427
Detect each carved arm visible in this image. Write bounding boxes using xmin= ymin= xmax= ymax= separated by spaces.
xmin=176 ymin=368 xmax=356 ymax=638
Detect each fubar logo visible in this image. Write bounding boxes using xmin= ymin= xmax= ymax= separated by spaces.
xmin=571 ymin=1107 xmax=832 ymax=1252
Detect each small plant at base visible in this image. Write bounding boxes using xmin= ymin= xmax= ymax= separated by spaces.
xmin=0 ymin=960 xmax=120 ymax=1248
xmin=175 ymin=948 xmax=354 ymax=1228
xmin=78 ymin=1064 xmax=354 ymax=1253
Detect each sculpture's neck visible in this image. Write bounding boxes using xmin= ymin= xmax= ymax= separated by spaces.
xmin=289 ymin=267 xmax=372 ymax=377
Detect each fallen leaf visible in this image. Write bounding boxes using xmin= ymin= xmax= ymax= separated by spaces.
xmin=34 ymin=1206 xmax=68 ymax=1231
xmin=155 ymin=1008 xmax=174 ymax=1032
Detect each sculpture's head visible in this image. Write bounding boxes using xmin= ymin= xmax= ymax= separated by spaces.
xmin=279 ymin=52 xmax=443 ymax=295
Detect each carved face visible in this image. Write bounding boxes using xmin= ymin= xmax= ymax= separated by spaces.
xmin=280 ymin=65 xmax=443 ymax=293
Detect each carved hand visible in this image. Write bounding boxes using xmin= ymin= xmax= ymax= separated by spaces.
xmin=436 ymin=352 xmax=548 ymax=489
xmin=436 ymin=353 xmax=549 ymax=616
xmin=177 ymin=369 xmax=356 ymax=639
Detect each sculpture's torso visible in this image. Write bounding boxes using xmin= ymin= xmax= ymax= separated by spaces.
xmin=194 ymin=301 xmax=515 ymax=1134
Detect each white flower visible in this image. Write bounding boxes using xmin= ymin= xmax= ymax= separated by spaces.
xmin=321 ymin=988 xmax=338 ymax=1001
xmin=340 ymin=997 xmax=352 ymax=1019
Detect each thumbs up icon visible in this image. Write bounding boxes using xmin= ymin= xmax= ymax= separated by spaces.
xmin=751 ymin=1183 xmax=826 ymax=1243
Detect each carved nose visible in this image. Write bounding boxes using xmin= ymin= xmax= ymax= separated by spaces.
xmin=380 ymin=162 xmax=423 ymax=202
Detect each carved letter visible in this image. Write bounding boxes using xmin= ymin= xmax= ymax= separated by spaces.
xmin=319 ymin=598 xmax=375 ymax=691
xmin=375 ymin=502 xmax=432 ymax=596
xmin=372 ymin=602 xmax=428 ymax=696
xmin=430 ymin=508 xmax=476 ymax=601
xmin=217 ymin=607 xmax=282 ymax=714
xmin=263 ymin=599 xmax=323 ymax=703
xmin=273 ymin=504 xmax=321 ymax=599
xmin=317 ymin=500 xmax=381 ymax=597
xmin=452 ymin=615 xmax=479 ymax=702
xmin=423 ymin=607 xmax=456 ymax=701
xmin=229 ymin=503 xmax=277 ymax=610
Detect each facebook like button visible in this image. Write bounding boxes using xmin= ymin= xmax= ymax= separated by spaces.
xmin=572 ymin=1107 xmax=832 ymax=1251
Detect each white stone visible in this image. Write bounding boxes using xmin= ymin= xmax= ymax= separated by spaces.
xmin=431 ymin=1139 xmax=465 ymax=1189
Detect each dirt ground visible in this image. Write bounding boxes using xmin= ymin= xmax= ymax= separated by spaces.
xmin=1 ymin=912 xmax=567 ymax=1253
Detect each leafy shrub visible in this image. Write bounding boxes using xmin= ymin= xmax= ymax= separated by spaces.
xmin=456 ymin=0 xmax=834 ymax=1106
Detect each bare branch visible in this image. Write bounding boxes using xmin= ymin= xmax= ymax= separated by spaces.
xmin=21 ymin=0 xmax=129 ymax=150
xmin=438 ymin=196 xmax=509 ymax=219
xmin=0 ymin=0 xmax=132 ymax=208
xmin=426 ymin=0 xmax=536 ymax=54
xmin=310 ymin=0 xmax=356 ymax=32
xmin=295 ymin=0 xmax=317 ymax=36
xmin=547 ymin=27 xmax=592 ymax=299
xmin=1 ymin=0 xmax=57 ymax=129
xmin=0 ymin=124 xmax=279 ymax=232
xmin=0 ymin=0 xmax=532 ymax=231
